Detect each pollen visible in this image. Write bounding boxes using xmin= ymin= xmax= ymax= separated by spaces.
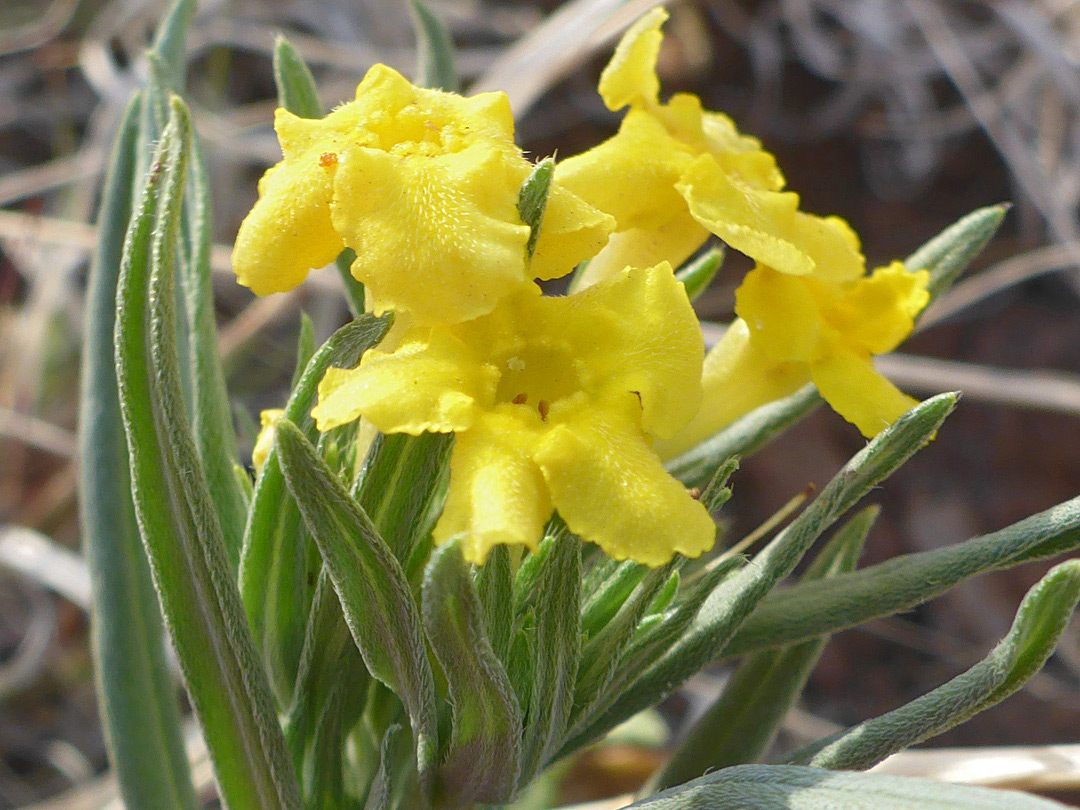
xmin=319 ymin=152 xmax=338 ymax=168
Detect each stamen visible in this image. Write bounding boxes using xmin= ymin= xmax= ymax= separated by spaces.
xmin=538 ymin=400 xmax=550 ymax=421
xmin=512 ymin=393 xmax=528 ymax=405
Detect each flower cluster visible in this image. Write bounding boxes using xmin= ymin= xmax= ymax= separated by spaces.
xmin=234 ymin=6 xmax=930 ymax=566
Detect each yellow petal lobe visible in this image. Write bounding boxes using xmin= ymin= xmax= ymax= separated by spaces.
xmin=433 ymin=410 xmax=552 ymax=565
xmin=563 ymin=263 xmax=704 ymax=438
xmin=231 ymin=158 xmax=344 ymax=295
xmin=598 ymin=6 xmax=668 ymax=111
xmin=529 ymin=184 xmax=616 ymax=281
xmin=312 ymin=329 xmax=496 ymax=433
xmin=331 ymin=142 xmax=531 ymax=324
xmin=677 ymin=155 xmax=865 ymax=282
xmin=810 ymin=347 xmax=918 ymax=438
xmin=535 ymin=407 xmax=715 ymax=566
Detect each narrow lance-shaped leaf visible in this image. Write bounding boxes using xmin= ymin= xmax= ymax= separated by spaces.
xmin=274 ymin=419 xmax=438 ymax=795
xmin=422 ymin=542 xmax=523 ymax=806
xmin=655 ymin=506 xmax=877 ymax=790
xmin=273 ymin=36 xmax=322 ymax=119
xmin=724 ymin=493 xmax=1080 ymax=657
xmin=239 ymin=314 xmax=390 ymax=703
xmin=183 ymin=126 xmax=247 ymax=572
xmin=80 ymin=94 xmax=198 ymax=810
xmin=135 ymin=0 xmax=195 ymax=179
xmin=574 ymin=561 xmax=678 ymax=719
xmin=353 ymin=431 xmax=454 ymax=563
xmin=410 ymin=0 xmax=459 ymax=92
xmin=519 ymin=157 xmax=554 ymax=260
xmin=568 ymin=395 xmax=955 ymax=752
xmin=475 ymin=545 xmax=514 ymax=667
xmin=908 ymin=204 xmax=1009 ymax=301
xmin=793 ymin=559 xmax=1080 ymax=771
xmin=284 ymin=570 xmax=368 ymax=783
xmin=623 ymin=764 xmax=1069 ymax=810
xmin=519 ymin=529 xmax=581 ymax=786
xmin=115 ymin=98 xmax=301 ymax=810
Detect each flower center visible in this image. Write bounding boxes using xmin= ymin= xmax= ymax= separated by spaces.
xmin=365 ymin=104 xmax=473 ymax=158
xmin=494 ymin=341 xmax=582 ymax=420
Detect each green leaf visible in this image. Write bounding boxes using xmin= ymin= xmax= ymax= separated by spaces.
xmin=574 ymin=562 xmax=678 ymax=718
xmin=364 ymin=724 xmax=410 ymax=810
xmin=292 ymin=312 xmax=315 ymax=390
xmin=476 ymin=545 xmax=515 ymax=667
xmin=675 ymin=247 xmax=725 ymax=303
xmin=725 ymin=494 xmax=1080 ymax=657
xmin=115 ymin=98 xmax=301 ymax=810
xmin=906 ymin=204 xmax=1009 ymax=301
xmin=150 ymin=0 xmax=195 ymax=93
xmin=667 ymin=385 xmax=823 ymax=489
xmin=655 ymin=507 xmax=877 ymax=789
xmin=284 ymin=570 xmax=369 ymax=805
xmin=183 ymin=127 xmax=247 ymax=573
xmin=239 ymin=315 xmax=391 ymax=702
xmin=580 ymin=560 xmax=648 ymax=638
xmin=567 ymin=394 xmax=955 ymax=753
xmin=273 ymin=36 xmax=322 ymax=119
xmin=519 ymin=530 xmax=581 ymax=785
xmin=80 ymin=94 xmax=198 ymax=810
xmin=274 ymin=419 xmax=438 ymax=794
xmin=518 ymin=157 xmax=554 ymax=260
xmin=354 ymin=431 xmax=454 ymax=563
xmin=560 ymin=554 xmax=747 ymax=758
xmin=422 ymin=542 xmax=523 ymax=805
xmin=409 ymin=0 xmax=458 ymax=92
xmin=626 ymin=764 xmax=1068 ymax=809
xmin=793 ymin=559 xmax=1080 ymax=771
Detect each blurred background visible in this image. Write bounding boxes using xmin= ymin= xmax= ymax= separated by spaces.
xmin=1 ymin=0 xmax=1080 ymax=807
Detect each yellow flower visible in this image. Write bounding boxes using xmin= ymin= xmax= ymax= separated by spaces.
xmin=556 ymin=7 xmax=863 ymax=287
xmin=657 ymin=262 xmax=930 ymax=456
xmin=232 ymin=64 xmax=613 ymax=324
xmin=252 ymin=408 xmax=285 ymax=474
xmin=312 ymin=264 xmax=715 ymax=566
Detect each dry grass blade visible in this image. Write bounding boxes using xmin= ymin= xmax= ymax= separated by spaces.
xmin=876 ymin=353 xmax=1080 ymax=418
xmin=920 ymin=244 xmax=1080 ymax=329
xmin=0 ymin=526 xmax=90 ymax=609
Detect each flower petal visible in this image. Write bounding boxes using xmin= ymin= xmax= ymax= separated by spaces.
xmin=598 ymin=6 xmax=668 ymax=111
xmin=535 ymin=407 xmax=715 ymax=566
xmin=556 ymin=109 xmax=696 ymax=233
xmin=811 ymin=346 xmax=918 ymax=438
xmin=830 ymin=262 xmax=930 ymax=354
xmin=561 ymin=264 xmax=705 ymax=438
xmin=433 ymin=409 xmax=551 ymax=565
xmin=654 ymin=319 xmax=811 ymax=459
xmin=231 ymin=157 xmax=344 ymax=295
xmin=734 ymin=265 xmax=824 ymax=363
xmin=677 ymin=154 xmax=865 ymax=282
xmin=311 ymin=329 xmax=496 ymax=432
xmin=330 ymin=141 xmax=532 ymax=324
xmin=530 ymin=183 xmax=616 ymax=281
